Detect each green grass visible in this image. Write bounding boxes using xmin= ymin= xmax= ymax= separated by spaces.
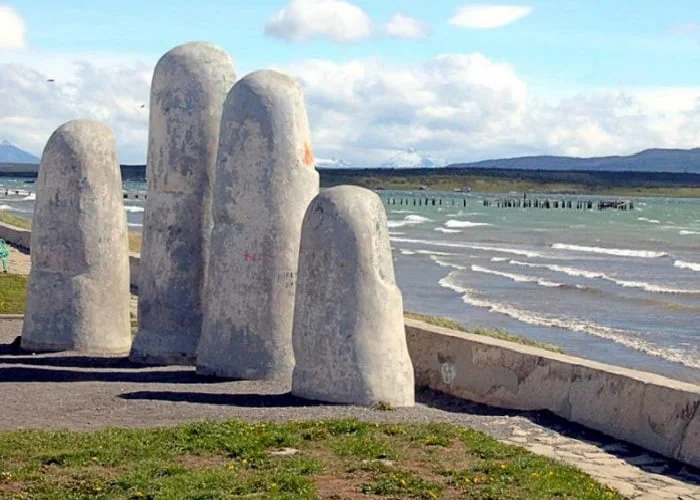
xmin=0 ymin=274 xmax=27 ymax=314
xmin=0 ymin=211 xmax=31 ymax=230
xmin=0 ymin=419 xmax=623 ymax=499
xmin=405 ymin=311 xmax=564 ymax=354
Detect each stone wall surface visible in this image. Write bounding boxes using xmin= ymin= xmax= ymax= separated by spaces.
xmin=0 ymin=223 xmax=30 ymax=249
xmin=20 ymin=120 xmax=132 ymax=355
xmin=196 ymin=69 xmax=319 ymax=380
xmin=405 ymin=318 xmax=700 ymax=469
xmin=131 ymin=42 xmax=236 ymax=365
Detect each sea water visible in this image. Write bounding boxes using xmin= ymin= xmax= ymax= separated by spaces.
xmin=2 ymin=178 xmax=699 ymax=383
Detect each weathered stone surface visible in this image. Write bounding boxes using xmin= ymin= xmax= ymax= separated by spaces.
xmin=0 ymin=221 xmax=30 ymax=249
xmin=677 ymin=405 xmax=700 ymax=469
xmin=131 ymin=42 xmax=236 ymax=365
xmin=405 ymin=317 xmax=700 ymax=469
xmin=196 ymin=69 xmax=319 ymax=380
xmin=21 ymin=120 xmax=131 ymax=354
xmin=291 ymin=186 xmax=415 ymax=407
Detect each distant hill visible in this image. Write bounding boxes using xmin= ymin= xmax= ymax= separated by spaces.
xmin=2 ymin=147 xmax=700 ymax=178
xmin=448 ymin=148 xmax=700 ymax=174
xmin=0 ymin=140 xmax=39 ymax=164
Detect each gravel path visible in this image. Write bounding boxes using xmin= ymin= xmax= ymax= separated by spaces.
xmin=1 ymin=322 xmax=699 ymax=498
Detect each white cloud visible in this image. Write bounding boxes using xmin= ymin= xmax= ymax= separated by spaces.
xmin=449 ymin=4 xmax=533 ymax=29
xmin=383 ymin=13 xmax=429 ymax=39
xmin=0 ymin=5 xmax=27 ymax=49
xmin=265 ymin=0 xmax=372 ymax=43
xmin=0 ymin=58 xmax=152 ymax=162
xmin=3 ymin=51 xmax=700 ymax=166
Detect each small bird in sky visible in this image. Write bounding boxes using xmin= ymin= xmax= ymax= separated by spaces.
xmin=47 ymin=79 xmax=55 ymax=83
xmin=140 ymin=104 xmax=145 ymax=109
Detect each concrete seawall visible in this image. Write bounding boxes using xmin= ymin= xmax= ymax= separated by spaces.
xmin=405 ymin=318 xmax=700 ymax=469
xmin=1 ymin=221 xmax=698 ymax=469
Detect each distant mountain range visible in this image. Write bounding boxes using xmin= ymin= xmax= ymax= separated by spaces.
xmin=0 ymin=140 xmax=39 ymax=163
xmin=448 ymin=148 xmax=700 ymax=174
xmin=2 ymin=140 xmax=700 ymax=174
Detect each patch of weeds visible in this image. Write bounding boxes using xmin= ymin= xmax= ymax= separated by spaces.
xmin=361 ymin=468 xmax=442 ymax=498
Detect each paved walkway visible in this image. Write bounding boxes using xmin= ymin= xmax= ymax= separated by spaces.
xmin=1 ymin=322 xmax=699 ymax=499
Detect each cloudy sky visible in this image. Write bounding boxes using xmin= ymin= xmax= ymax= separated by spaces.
xmin=1 ymin=0 xmax=700 ymax=165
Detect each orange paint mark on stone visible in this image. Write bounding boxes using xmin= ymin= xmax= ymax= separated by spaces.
xmin=303 ymin=142 xmax=314 ymax=167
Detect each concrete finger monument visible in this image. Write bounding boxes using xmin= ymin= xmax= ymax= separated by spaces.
xmin=196 ymin=69 xmax=320 ymax=380
xmin=291 ymin=186 xmax=415 ymax=407
xmin=21 ymin=120 xmax=132 ymax=354
xmin=130 ymin=42 xmax=236 ymax=365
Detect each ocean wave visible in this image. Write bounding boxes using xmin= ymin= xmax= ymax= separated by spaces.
xmin=444 ymin=220 xmax=493 ymax=228
xmin=674 ymin=260 xmax=700 ymax=272
xmin=552 ymin=243 xmax=667 ymax=258
xmin=22 ymin=193 xmax=35 ymax=201
xmin=0 ymin=204 xmax=17 ymax=211
xmin=437 ymin=271 xmax=700 ymax=369
xmin=415 ymin=250 xmax=457 ymax=256
xmin=679 ymin=230 xmax=699 ymax=236
xmin=390 ymin=210 xmax=414 ymax=214
xmin=128 ymin=222 xmax=143 ymax=228
xmin=124 ymin=206 xmax=145 ymax=213
xmin=434 ymin=227 xmax=462 ymax=233
xmin=509 ymin=260 xmax=700 ymax=294
xmin=430 ymin=256 xmax=467 ymax=271
xmin=638 ymin=217 xmax=660 ymax=224
xmin=471 ymin=264 xmax=562 ymax=288
xmin=490 ymin=257 xmax=508 ymax=262
xmin=391 ymin=237 xmax=544 ymax=258
xmin=399 ymin=249 xmax=416 ymax=256
xmin=387 ymin=214 xmax=432 ymax=228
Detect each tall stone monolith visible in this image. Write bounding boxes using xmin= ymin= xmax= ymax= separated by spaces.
xmin=130 ymin=42 xmax=236 ymax=365
xmin=195 ymin=69 xmax=320 ymax=380
xmin=21 ymin=120 xmax=131 ymax=354
xmin=291 ymin=186 xmax=415 ymax=407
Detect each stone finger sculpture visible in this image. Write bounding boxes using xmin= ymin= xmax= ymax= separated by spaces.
xmin=196 ymin=69 xmax=320 ymax=380
xmin=130 ymin=41 xmax=236 ymax=365
xmin=291 ymin=186 xmax=415 ymax=407
xmin=21 ymin=120 xmax=131 ymax=354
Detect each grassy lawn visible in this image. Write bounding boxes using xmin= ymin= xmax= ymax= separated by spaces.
xmin=0 ymin=274 xmax=27 ymax=314
xmin=0 ymin=212 xmax=31 ymax=230
xmin=0 ymin=419 xmax=622 ymax=499
xmin=405 ymin=311 xmax=564 ymax=354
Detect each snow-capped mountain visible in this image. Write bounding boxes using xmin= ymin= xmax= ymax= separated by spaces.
xmin=379 ymin=147 xmax=443 ymax=169
xmin=315 ymin=157 xmax=354 ymax=169
xmin=0 ymin=139 xmax=40 ymax=163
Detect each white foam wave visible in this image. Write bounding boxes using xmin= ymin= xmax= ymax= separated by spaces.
xmin=430 ymin=256 xmax=466 ymax=271
xmin=22 ymin=193 xmax=35 ymax=201
xmin=387 ymin=214 xmax=432 ymax=228
xmin=128 ymin=223 xmax=143 ymax=228
xmin=638 ymin=217 xmax=660 ymax=224
xmin=679 ymin=230 xmax=699 ymax=236
xmin=444 ymin=219 xmax=493 ymax=228
xmin=552 ymin=243 xmax=667 ymax=258
xmin=0 ymin=204 xmax=17 ymax=211
xmin=434 ymin=227 xmax=462 ymax=234
xmin=437 ymin=271 xmax=700 ymax=369
xmin=674 ymin=260 xmax=700 ymax=272
xmin=415 ymin=250 xmax=457 ymax=256
xmin=490 ymin=257 xmax=508 ymax=262
xmin=390 ymin=210 xmax=414 ymax=214
xmin=124 ymin=206 xmax=145 ymax=213
xmin=399 ymin=249 xmax=416 ymax=255
xmin=509 ymin=260 xmax=700 ymax=294
xmin=471 ymin=264 xmax=562 ymax=288
xmin=391 ymin=237 xmax=543 ymax=258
